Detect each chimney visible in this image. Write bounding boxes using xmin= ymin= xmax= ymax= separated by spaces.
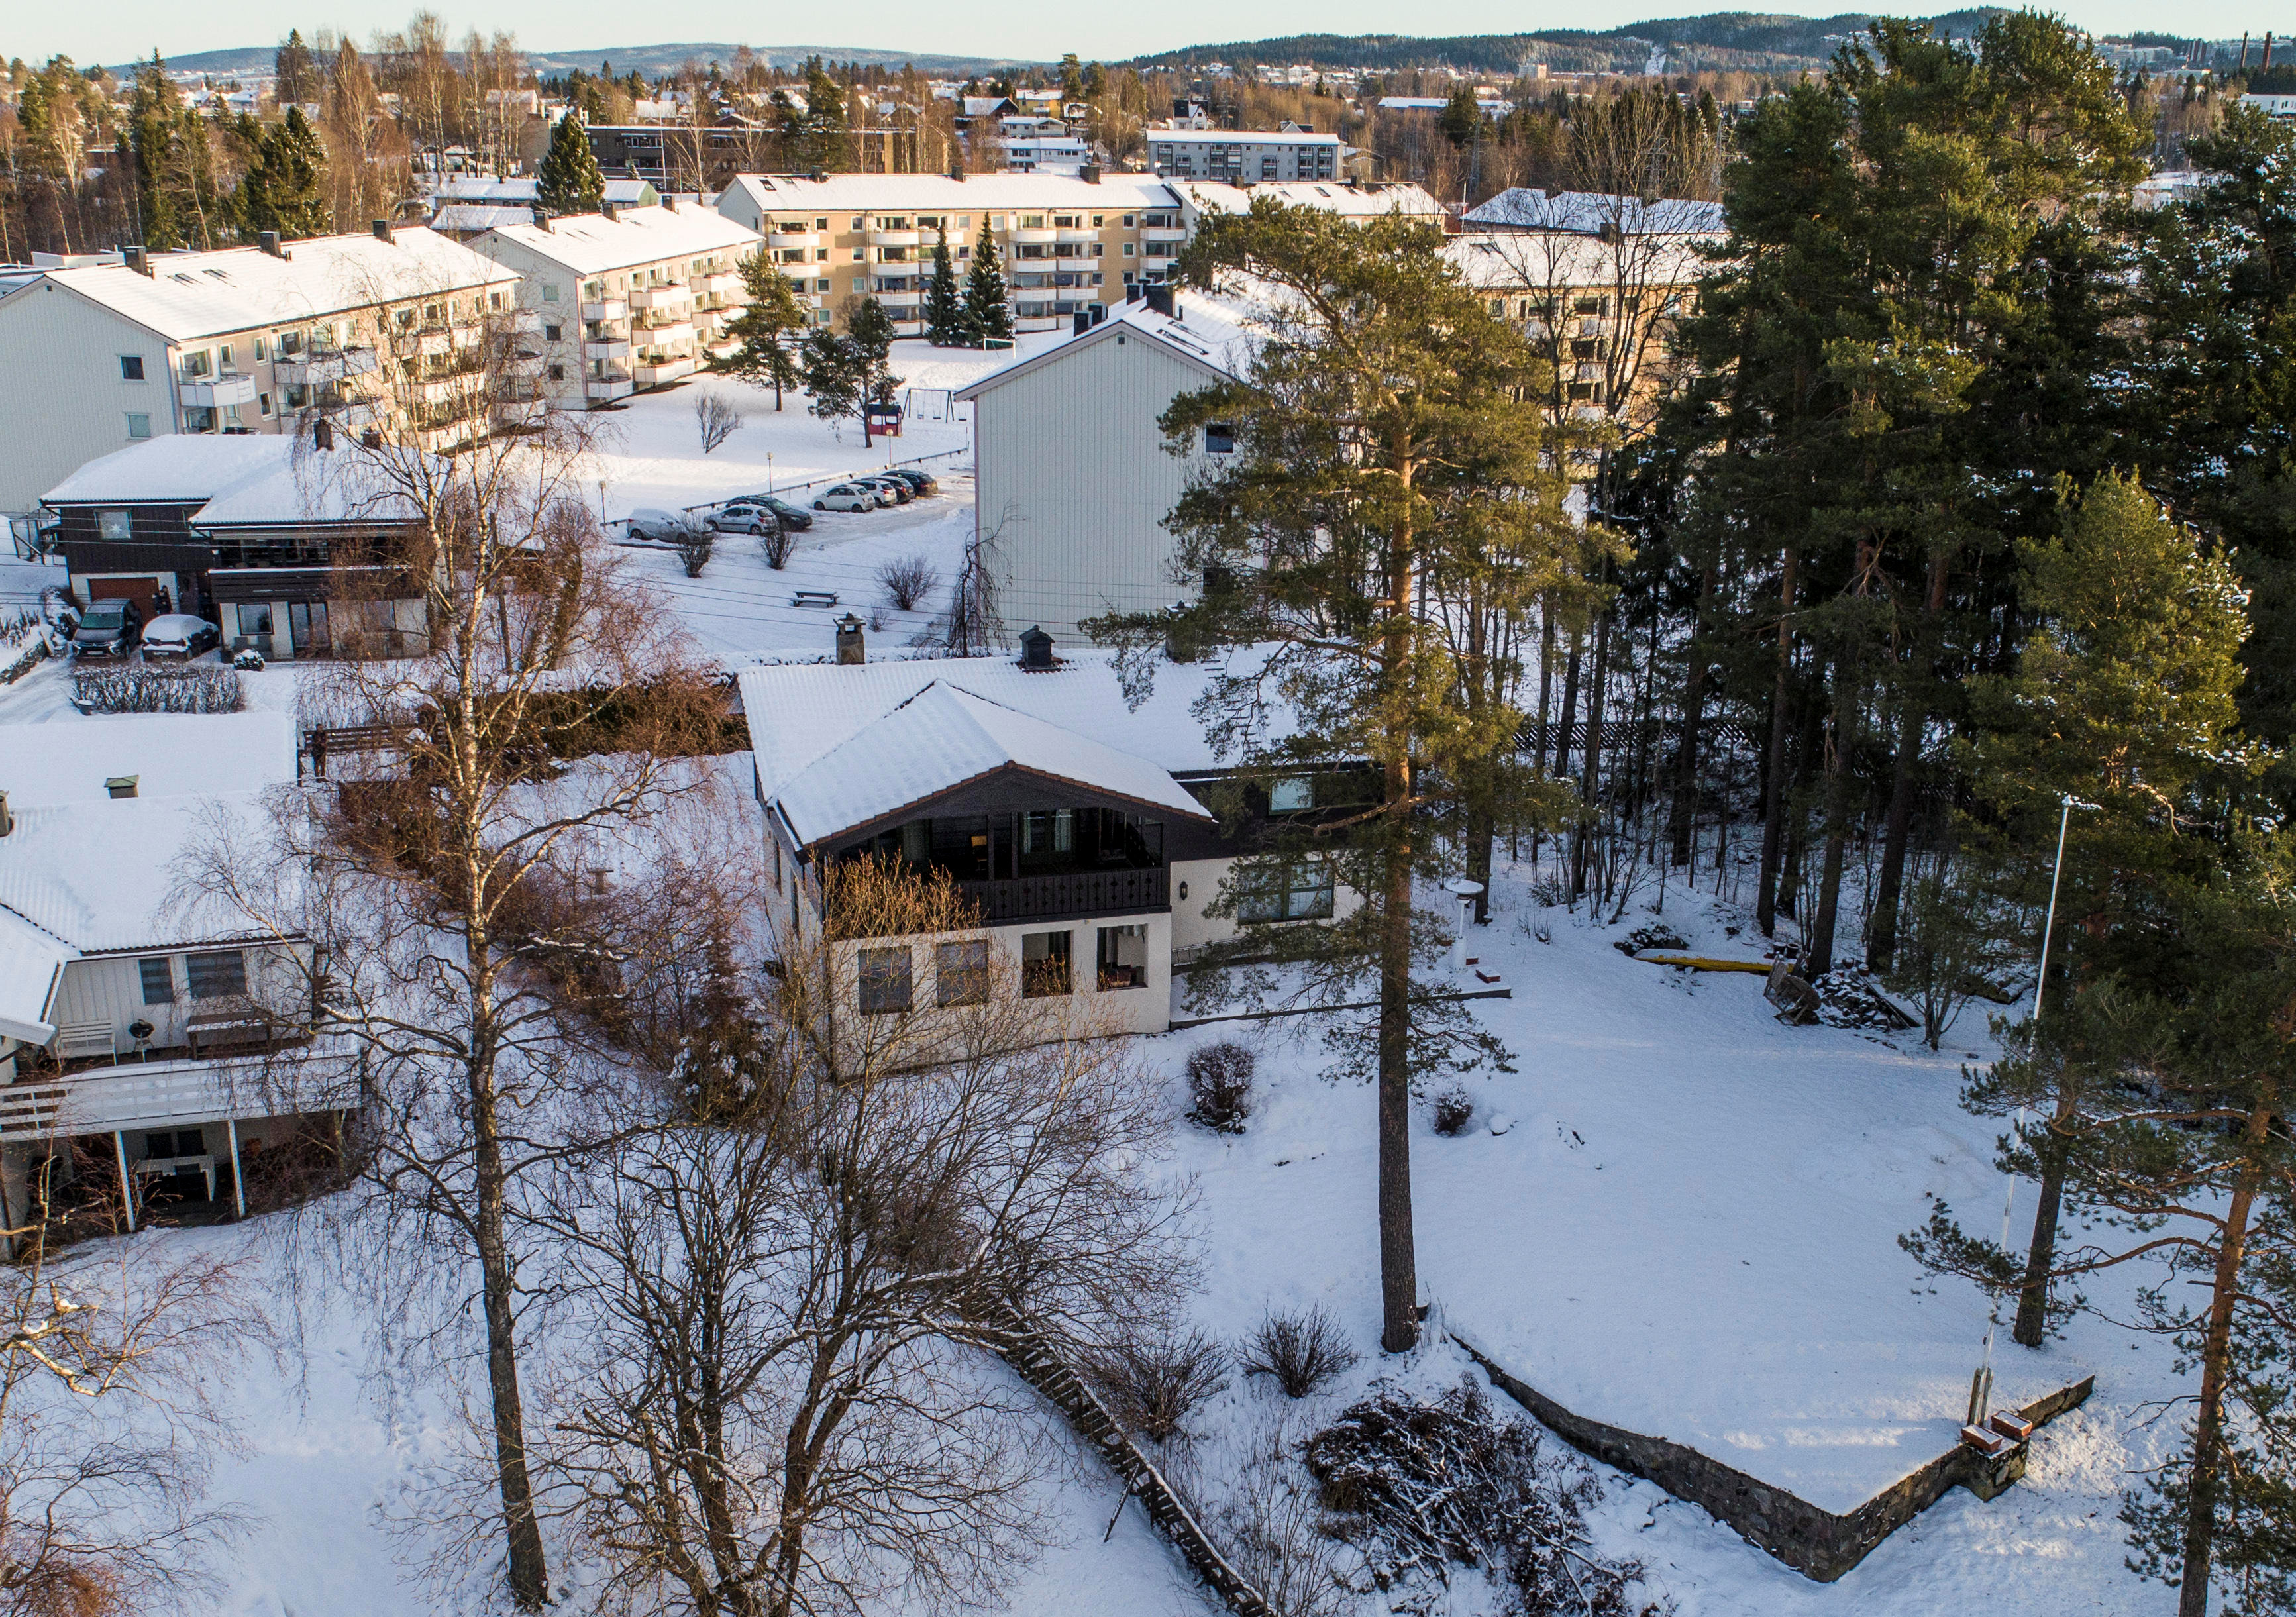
xmin=663 ymin=194 xmax=676 ymax=211
xmin=950 ymin=164 xmax=966 ymax=182
xmin=123 ymin=245 xmax=152 ymax=276
xmin=314 ymin=418 xmax=335 ymax=451
xmin=0 ymin=790 xmax=11 ymax=837
xmin=372 ymin=218 xmax=395 ymax=243
xmin=1072 ymin=309 xmax=1092 ymax=335
xmin=1143 ymin=281 xmax=1176 ymax=318
xmin=105 ymin=776 xmax=138 ymax=800
xmin=1080 ymin=162 xmax=1100 ymax=183
xmin=601 ymin=199 xmax=617 ymax=221
xmin=834 ymin=612 xmax=866 ymax=665
xmin=1125 ymin=282 xmax=1142 ymax=304
xmin=531 ymin=205 xmax=552 ymax=232
xmin=1090 ymin=302 xmax=1107 ymax=325
xmin=2268 ymin=32 xmax=2278 ymax=70
xmin=1018 ymin=625 xmax=1055 ymax=670
xmin=259 ymin=230 xmax=289 ymax=258
xmin=810 ymin=166 xmax=825 ymax=182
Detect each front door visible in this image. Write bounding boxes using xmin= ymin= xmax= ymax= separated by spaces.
xmin=287 ymin=600 xmax=329 ymax=654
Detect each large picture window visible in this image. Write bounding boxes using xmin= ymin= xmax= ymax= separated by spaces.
xmin=857 ymin=946 xmax=912 ymax=1014
xmin=1021 ymin=931 xmax=1072 ymax=998
xmin=1238 ymin=862 xmax=1335 ymax=924
xmin=936 ymin=939 xmax=990 ymax=1006
xmin=186 ymin=950 xmax=248 ymax=1000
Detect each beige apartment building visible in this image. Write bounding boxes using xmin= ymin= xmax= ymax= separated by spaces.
xmin=0 ymin=224 xmax=521 ymax=521
xmin=472 ymin=203 xmax=763 ymax=407
xmin=717 ymin=172 xmax=1194 ymax=333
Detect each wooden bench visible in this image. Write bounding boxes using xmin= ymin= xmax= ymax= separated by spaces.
xmin=790 ymin=590 xmax=839 ymax=609
xmin=52 ymin=1022 xmax=120 ymax=1065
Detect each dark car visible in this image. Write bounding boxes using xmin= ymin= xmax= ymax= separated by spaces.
xmin=884 ymin=469 xmax=939 ymax=497
xmin=70 ymin=599 xmax=142 ymax=658
xmin=721 ymin=494 xmax=814 ymax=531
xmin=140 ymin=613 xmax=221 ymax=660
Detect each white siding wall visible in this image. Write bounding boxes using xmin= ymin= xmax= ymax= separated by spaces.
xmin=50 ymin=943 xmax=305 ymax=1051
xmin=972 ymin=330 xmax=1216 ymax=641
xmin=471 ymin=238 xmax=588 ymax=409
xmin=0 ymin=287 xmax=176 ymax=515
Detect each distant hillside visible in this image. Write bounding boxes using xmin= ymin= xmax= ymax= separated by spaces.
xmin=1125 ymin=11 xmax=2016 ymax=76
xmin=106 ymin=41 xmax=1044 ymax=79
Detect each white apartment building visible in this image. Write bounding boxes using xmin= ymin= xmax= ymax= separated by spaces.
xmin=717 ymin=172 xmax=1192 ymax=333
xmin=0 ymin=225 xmax=519 ymax=521
xmin=1147 ymin=124 xmax=1345 ymax=183
xmin=1171 ymin=178 xmax=1442 ymax=228
xmin=472 ymin=203 xmax=762 ymax=406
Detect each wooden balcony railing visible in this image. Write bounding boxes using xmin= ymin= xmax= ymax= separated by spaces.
xmin=959 ymin=865 xmax=1168 ymax=925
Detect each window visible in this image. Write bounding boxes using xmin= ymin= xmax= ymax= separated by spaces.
xmin=1021 ymin=930 xmax=1072 ymax=997
xmin=1204 ymin=423 xmax=1237 ymax=455
xmin=1097 ymin=925 xmax=1149 ymax=990
xmin=254 ymin=335 xmax=268 ymax=360
xmin=816 ymin=216 xmax=829 ymax=230
xmin=548 ymin=363 xmax=565 ymax=382
xmin=857 ymin=946 xmax=912 ymax=1014
xmin=217 ymin=343 xmax=234 ymax=368
xmin=236 ymin=603 xmax=274 ymax=637
xmin=97 ymin=509 xmax=132 ymax=539
xmin=182 ymin=350 xmax=212 ymax=378
xmin=138 ymin=957 xmax=176 ymax=1006
xmin=541 ymin=284 xmax=560 ymax=303
xmin=1020 ymin=809 xmax=1074 ymax=858
xmin=1269 ymin=776 xmax=1314 ymax=813
xmin=124 ymin=413 xmax=152 ymax=441
xmin=1238 ymin=862 xmax=1336 ymax=923
xmin=544 ymin=323 xmax=562 ymax=342
xmin=937 ymin=939 xmax=991 ymax=1006
xmin=119 ymin=355 xmax=145 ymax=381
xmin=258 ymin=393 xmax=273 ymax=417
xmin=187 ymin=949 xmax=248 ymax=1000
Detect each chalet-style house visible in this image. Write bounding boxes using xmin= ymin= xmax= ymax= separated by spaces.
xmin=0 ymin=712 xmax=337 ymax=1230
xmin=737 ymin=625 xmax=1358 ymax=1038
xmin=40 ymin=431 xmax=432 ymax=660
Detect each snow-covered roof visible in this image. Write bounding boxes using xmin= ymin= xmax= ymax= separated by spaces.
xmin=434 ymin=177 xmax=658 ymax=205
xmin=0 ymin=712 xmax=295 ymax=808
xmin=12 ymin=228 xmax=517 ymax=344
xmin=721 ymin=171 xmax=1181 ymax=220
xmin=1172 ymin=180 xmax=1440 ymax=221
xmin=472 ymin=205 xmax=762 ymax=276
xmin=1445 ymin=231 xmax=1714 ymax=291
xmin=740 ymin=650 xmax=1286 ymax=844
xmin=1462 ymin=189 xmax=1726 ymax=236
xmin=0 ymin=910 xmax=68 ymax=1043
xmin=0 ymin=711 xmax=298 ymax=956
xmin=771 ymin=682 xmax=1213 ymax=845
xmin=43 ymin=435 xmax=431 ymax=529
xmin=955 ymin=293 xmax=1256 ymax=400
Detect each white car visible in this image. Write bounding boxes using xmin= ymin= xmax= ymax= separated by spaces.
xmin=813 ymin=484 xmax=883 ymax=513
xmin=139 ymin=613 xmax=221 ymax=660
xmin=705 ymin=503 xmax=780 ymax=536
xmin=621 ymin=507 xmax=703 ymax=545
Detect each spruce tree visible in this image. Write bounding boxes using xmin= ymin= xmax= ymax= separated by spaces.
xmin=923 ymin=225 xmax=963 ymax=346
xmin=274 ymin=29 xmax=317 ymax=105
xmin=961 ymin=218 xmax=1011 ymax=346
xmin=536 ymin=111 xmax=605 ymax=217
xmin=236 ymin=107 xmax=330 ymax=240
xmin=1086 ymin=201 xmax=1593 ymax=1354
xmin=713 ymin=247 xmax=808 ymax=409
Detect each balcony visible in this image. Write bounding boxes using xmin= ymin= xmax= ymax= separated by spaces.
xmin=499 ymin=309 xmax=544 ymax=334
xmin=275 ymin=346 xmax=378 ymax=386
xmin=1142 ymin=227 xmax=1188 ymax=244
xmin=178 ymin=372 xmax=258 ymax=408
xmin=629 ymin=283 xmax=693 ymax=313
xmin=870 ymin=229 xmax=921 ymax=248
xmin=587 ymin=374 xmax=634 ymax=403
xmin=495 ymin=397 xmax=547 ymax=429
xmin=410 ymin=375 xmax=478 ymax=405
xmin=635 ymin=356 xmax=697 ymax=388
xmin=1053 ymin=253 xmax=1096 ymax=272
xmin=1007 ymin=227 xmax=1057 ymax=246
xmin=776 ymin=262 xmax=815 ymax=284
xmin=767 ymin=231 xmax=820 ymax=250
xmin=1055 ymin=229 xmax=1098 ymax=246
xmin=0 ymin=1045 xmax=335 ymax=1139
xmin=957 ymin=866 xmax=1169 ymax=925
xmin=587 ymin=336 xmax=632 ymax=359
xmin=580 ymin=298 xmax=629 ymax=322
xmin=637 ymin=319 xmax=695 ymax=348
xmin=704 ymin=338 xmax=741 ymax=362
xmin=503 ymin=350 xmax=547 ymax=376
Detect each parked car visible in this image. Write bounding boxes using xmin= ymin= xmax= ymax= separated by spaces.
xmin=884 ymin=469 xmax=939 ymax=497
xmin=622 ymin=507 xmax=704 ymax=545
xmin=705 ymin=502 xmax=782 ymax=537
xmin=140 ymin=614 xmax=221 ymax=660
xmin=813 ymin=484 xmax=884 ymax=513
xmin=70 ymin=599 xmax=142 ymax=658
xmin=853 ymin=475 xmax=913 ymax=505
xmin=717 ymin=494 xmax=814 ymax=531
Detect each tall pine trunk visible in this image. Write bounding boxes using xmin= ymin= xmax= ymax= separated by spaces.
xmin=1756 ymin=545 xmax=1798 ymax=937
xmin=2012 ymin=1092 xmax=2076 ymax=1348
xmin=1669 ymin=566 xmax=1714 ymax=868
xmin=1807 ymin=642 xmax=1859 ymax=976
xmin=2179 ymin=1082 xmax=2277 ymax=1617
xmin=1573 ymin=601 xmax=1612 ymax=900
xmin=1867 ymin=550 xmax=1949 ymax=970
xmin=1377 ymin=434 xmax=1420 ymax=1356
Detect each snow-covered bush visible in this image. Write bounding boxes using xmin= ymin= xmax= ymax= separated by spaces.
xmin=1615 ymin=922 xmax=1687 ymax=956
xmin=1432 ymin=1086 xmax=1475 ymax=1137
xmin=1206 ymin=1426 xmax=1355 ymax=1617
xmin=674 ymin=525 xmax=714 ymax=578
xmin=757 ymin=523 xmax=795 ymax=570
xmin=1186 ymin=1040 xmax=1256 ymax=1132
xmin=1086 ymin=1326 xmax=1229 ymax=1444
xmin=876 ymin=552 xmax=941 ymax=611
xmin=233 ymin=648 xmax=266 ymax=671
xmin=1306 ymin=1377 xmax=1663 ymax=1614
xmin=72 ymin=663 xmax=246 ymax=714
xmin=1241 ymin=1302 xmax=1359 ymax=1399
xmin=0 ymin=609 xmax=46 ymax=686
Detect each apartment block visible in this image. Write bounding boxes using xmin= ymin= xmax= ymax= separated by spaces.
xmin=1146 ymin=124 xmax=1344 ymax=183
xmin=0 ymin=224 xmax=519 ymax=521
xmin=472 ymin=203 xmax=763 ymax=407
xmin=717 ymin=172 xmax=1192 ymax=333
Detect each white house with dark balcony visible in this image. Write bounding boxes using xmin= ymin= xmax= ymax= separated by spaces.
xmin=737 ymin=625 xmax=1361 ymax=1037
xmin=0 ymin=712 xmax=342 ymax=1233
xmin=0 ymin=224 xmax=519 ymax=524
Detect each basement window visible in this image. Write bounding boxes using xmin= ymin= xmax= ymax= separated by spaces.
xmin=1205 ymin=423 xmax=1237 ymax=455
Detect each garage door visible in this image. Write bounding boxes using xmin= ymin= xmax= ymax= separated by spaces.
xmin=83 ymin=575 xmax=164 ymax=618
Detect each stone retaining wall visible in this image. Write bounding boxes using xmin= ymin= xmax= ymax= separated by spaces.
xmin=1453 ymin=1330 xmax=2093 ymax=1582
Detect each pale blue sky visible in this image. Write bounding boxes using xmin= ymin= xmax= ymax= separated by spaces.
xmin=24 ymin=0 xmax=2294 ymax=72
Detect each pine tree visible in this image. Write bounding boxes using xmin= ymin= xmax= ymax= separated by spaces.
xmin=274 ymin=29 xmax=317 ymax=105
xmin=961 ymin=217 xmax=1011 ymax=346
xmin=536 ymin=111 xmax=605 ymax=217
xmin=800 ymin=297 xmax=897 ymax=437
xmin=1086 ymin=201 xmax=1594 ymax=1354
xmin=236 ymin=107 xmax=331 ymax=240
xmin=714 ymin=247 xmax=808 ymax=409
xmin=923 ymin=225 xmax=963 ymax=346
